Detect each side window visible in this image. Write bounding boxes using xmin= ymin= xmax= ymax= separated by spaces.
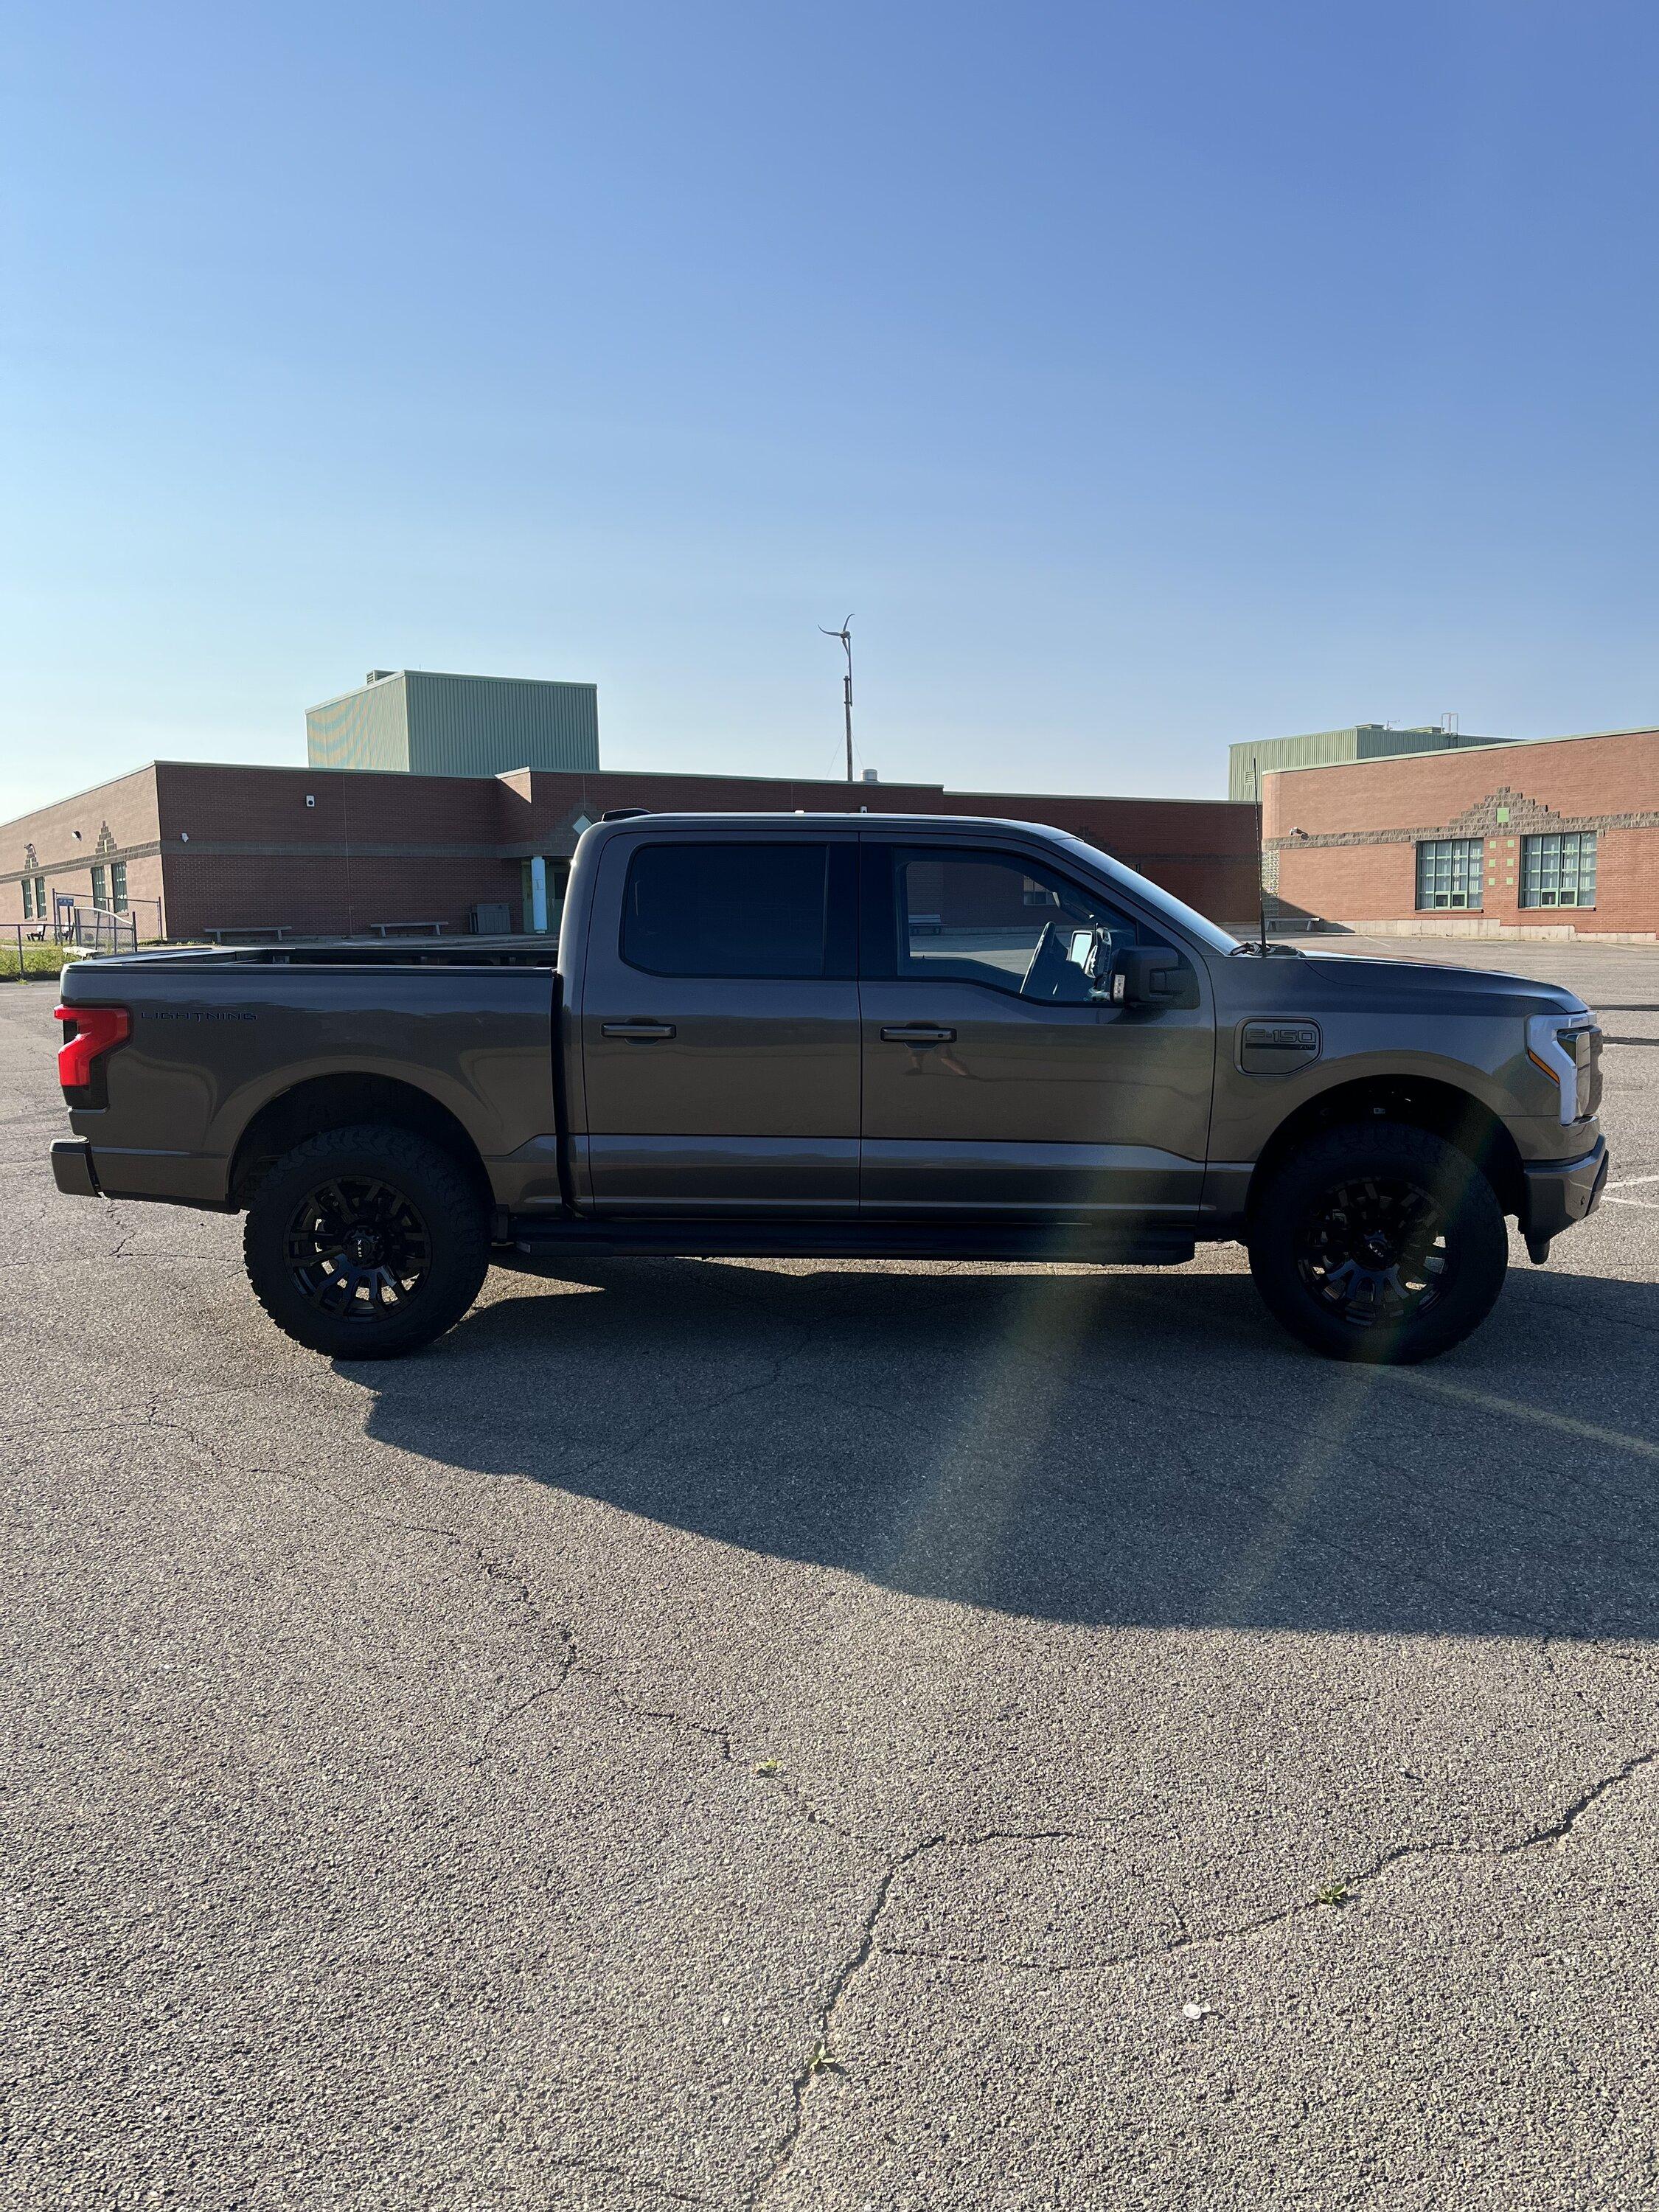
xmin=886 ymin=846 xmax=1147 ymax=1001
xmin=621 ymin=841 xmax=854 ymax=979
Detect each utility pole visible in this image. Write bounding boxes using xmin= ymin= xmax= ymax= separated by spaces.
xmin=820 ymin=616 xmax=854 ymax=780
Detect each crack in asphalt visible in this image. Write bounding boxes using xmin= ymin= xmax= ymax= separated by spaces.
xmin=726 ymin=1697 xmax=1659 ymax=2199
xmin=402 ymin=1524 xmax=888 ymax=1861
xmin=572 ymin=1665 xmax=874 ymax=1853
xmin=390 ymin=1528 xmax=585 ymax=1773
xmin=18 ymin=1270 xmax=1659 ymax=2208
xmin=745 ymin=1826 xmax=1085 ymax=2209
xmin=877 ymin=1744 xmax=1659 ymax=1980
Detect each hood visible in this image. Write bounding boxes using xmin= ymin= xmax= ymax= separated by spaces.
xmin=1233 ymin=949 xmax=1588 ymax=1020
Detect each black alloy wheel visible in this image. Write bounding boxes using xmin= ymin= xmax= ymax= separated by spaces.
xmin=1293 ymin=1172 xmax=1451 ymax=1330
xmin=285 ymin=1175 xmax=434 ymax=1321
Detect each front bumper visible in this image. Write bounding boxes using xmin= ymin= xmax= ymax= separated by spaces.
xmin=50 ymin=1138 xmax=100 ymax=1198
xmin=1520 ymin=1136 xmax=1608 ymax=1245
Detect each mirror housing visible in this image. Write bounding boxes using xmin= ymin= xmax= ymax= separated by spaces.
xmin=1110 ymin=947 xmax=1192 ymax=1009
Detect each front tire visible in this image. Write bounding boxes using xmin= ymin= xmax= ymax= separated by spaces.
xmin=243 ymin=1124 xmax=489 ymax=1360
xmin=1248 ymin=1121 xmax=1508 ymax=1364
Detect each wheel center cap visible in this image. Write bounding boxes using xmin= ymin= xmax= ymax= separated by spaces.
xmin=345 ymin=1228 xmax=381 ymax=1265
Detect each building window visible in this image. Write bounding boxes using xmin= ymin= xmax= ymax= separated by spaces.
xmin=34 ymin=877 xmax=45 ymax=919
xmin=21 ymin=878 xmax=32 ymax=920
xmin=1521 ymin=832 xmax=1596 ymax=909
xmin=90 ymin=864 xmax=108 ymax=910
xmin=1416 ymin=838 xmax=1484 ymax=911
xmin=111 ymin=861 xmax=128 ymax=912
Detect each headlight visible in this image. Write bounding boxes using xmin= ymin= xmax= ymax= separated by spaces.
xmin=1526 ymin=1012 xmax=1601 ymax=1125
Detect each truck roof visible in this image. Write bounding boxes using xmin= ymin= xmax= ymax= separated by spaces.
xmin=586 ymin=810 xmax=1068 ymax=835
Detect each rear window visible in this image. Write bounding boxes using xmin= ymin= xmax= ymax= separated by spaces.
xmin=620 ymin=841 xmax=846 ymax=978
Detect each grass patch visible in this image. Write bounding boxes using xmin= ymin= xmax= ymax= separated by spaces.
xmin=0 ymin=942 xmax=86 ymax=980
xmin=0 ymin=941 xmax=178 ymax=981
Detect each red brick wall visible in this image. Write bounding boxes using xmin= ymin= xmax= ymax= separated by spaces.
xmin=0 ymin=766 xmax=164 ymax=936
xmin=154 ymin=762 xmax=515 ymax=937
xmin=508 ymin=770 xmax=1259 ymax=926
xmin=1265 ymin=730 xmax=1659 ymax=936
xmin=3 ymin=757 xmax=1259 ymax=939
xmin=161 ymin=853 xmax=526 ymax=941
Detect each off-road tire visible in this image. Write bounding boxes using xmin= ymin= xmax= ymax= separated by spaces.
xmin=243 ymin=1123 xmax=489 ymax=1360
xmin=1248 ymin=1119 xmax=1508 ymax=1364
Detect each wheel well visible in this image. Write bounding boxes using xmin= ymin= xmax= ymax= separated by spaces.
xmin=1248 ymin=1077 xmax=1525 ymax=1220
xmin=230 ymin=1074 xmax=491 ymax=1211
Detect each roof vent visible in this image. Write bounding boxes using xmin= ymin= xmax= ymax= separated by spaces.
xmin=366 ymin=669 xmax=396 ymax=684
xmin=861 ymin=768 xmax=880 ymax=783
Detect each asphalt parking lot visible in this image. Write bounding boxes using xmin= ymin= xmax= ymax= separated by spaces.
xmin=3 ymin=936 xmax=1658 ymax=2211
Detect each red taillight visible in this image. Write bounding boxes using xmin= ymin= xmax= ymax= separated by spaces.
xmin=53 ymin=1003 xmax=131 ymax=1098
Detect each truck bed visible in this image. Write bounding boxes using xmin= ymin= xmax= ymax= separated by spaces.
xmin=57 ymin=950 xmax=562 ymax=1211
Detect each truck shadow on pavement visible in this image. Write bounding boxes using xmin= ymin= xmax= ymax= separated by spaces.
xmin=353 ymin=1258 xmax=1659 ymax=1636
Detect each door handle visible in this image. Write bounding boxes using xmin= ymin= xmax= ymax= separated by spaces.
xmin=881 ymin=1024 xmax=956 ymax=1044
xmin=602 ymin=1020 xmax=677 ymax=1040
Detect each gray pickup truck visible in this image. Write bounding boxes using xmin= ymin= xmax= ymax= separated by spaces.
xmin=51 ymin=810 xmax=1607 ymax=1365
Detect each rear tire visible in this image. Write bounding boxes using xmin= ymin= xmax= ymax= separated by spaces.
xmin=243 ymin=1124 xmax=489 ymax=1360
xmin=1248 ymin=1120 xmax=1507 ymax=1364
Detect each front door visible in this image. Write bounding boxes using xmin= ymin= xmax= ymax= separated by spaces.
xmin=580 ymin=830 xmax=861 ymax=1214
xmin=858 ymin=838 xmax=1214 ymax=1217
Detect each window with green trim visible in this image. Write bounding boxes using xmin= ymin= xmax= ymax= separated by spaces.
xmin=1415 ymin=838 xmax=1484 ymax=911
xmin=1520 ymin=832 xmax=1596 ymax=908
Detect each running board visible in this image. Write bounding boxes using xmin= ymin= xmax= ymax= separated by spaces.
xmin=502 ymin=1217 xmax=1197 ymax=1267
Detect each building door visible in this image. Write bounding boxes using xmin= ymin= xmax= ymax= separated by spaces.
xmin=858 ymin=838 xmax=1214 ymax=1217
xmin=522 ymin=856 xmax=571 ymax=934
xmin=579 ymin=830 xmax=861 ymax=1214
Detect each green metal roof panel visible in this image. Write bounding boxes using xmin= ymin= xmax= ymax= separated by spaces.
xmin=305 ymin=674 xmax=410 ymax=773
xmin=304 ymin=669 xmax=601 ymax=779
xmin=1228 ymin=724 xmax=1507 ymax=799
xmin=403 ymin=671 xmax=599 ymax=778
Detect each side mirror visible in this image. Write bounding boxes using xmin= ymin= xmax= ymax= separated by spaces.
xmin=1110 ymin=947 xmax=1189 ymax=1009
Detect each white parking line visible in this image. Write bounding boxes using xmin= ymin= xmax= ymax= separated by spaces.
xmin=1608 ymin=1173 xmax=1659 ymax=1188
xmin=1605 ymin=1196 xmax=1659 ymax=1210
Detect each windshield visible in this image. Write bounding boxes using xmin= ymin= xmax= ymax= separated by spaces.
xmin=1049 ymin=835 xmax=1242 ymax=956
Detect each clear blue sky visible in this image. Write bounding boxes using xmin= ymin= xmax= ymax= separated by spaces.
xmin=4 ymin=1 xmax=1657 ymax=816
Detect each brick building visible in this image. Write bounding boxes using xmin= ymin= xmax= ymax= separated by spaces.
xmin=1264 ymin=726 xmax=1659 ymax=941
xmin=0 ymin=759 xmax=1261 ymax=942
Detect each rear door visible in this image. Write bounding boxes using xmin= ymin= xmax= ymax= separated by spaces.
xmin=858 ymin=837 xmax=1214 ymax=1217
xmin=579 ymin=830 xmax=860 ymax=1214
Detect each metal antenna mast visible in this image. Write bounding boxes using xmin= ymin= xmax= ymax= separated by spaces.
xmin=820 ymin=616 xmax=854 ymax=781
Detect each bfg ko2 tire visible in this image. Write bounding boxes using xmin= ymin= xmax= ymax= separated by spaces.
xmin=1248 ymin=1120 xmax=1508 ymax=1364
xmin=243 ymin=1124 xmax=490 ymax=1360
